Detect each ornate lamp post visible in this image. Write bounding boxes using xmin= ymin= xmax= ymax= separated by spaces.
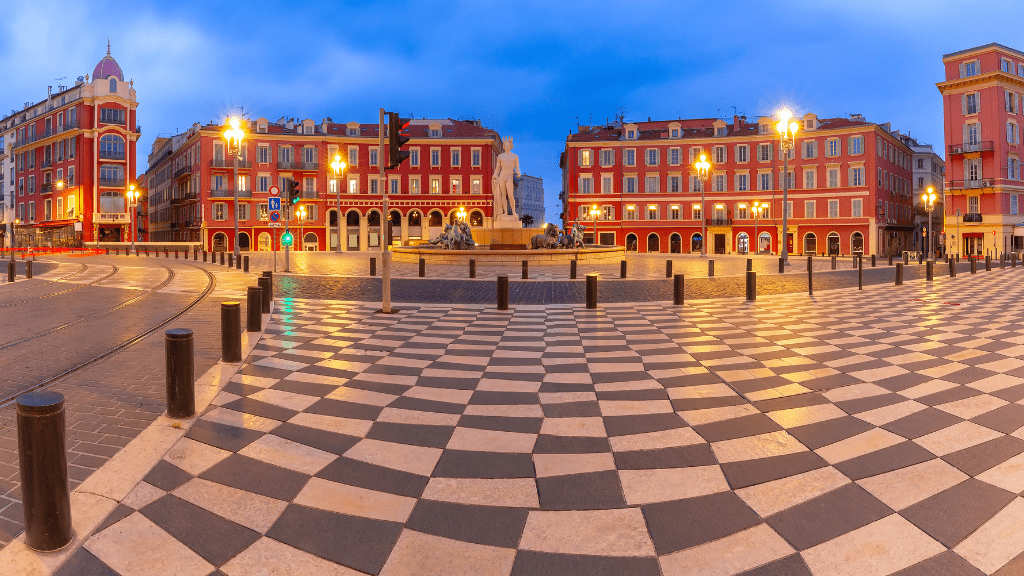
xmin=126 ymin=184 xmax=139 ymax=253
xmin=752 ymin=200 xmax=763 ymax=254
xmin=222 ymin=117 xmax=246 ymax=261
xmin=457 ymin=206 xmax=467 ymax=222
xmin=694 ymin=153 xmax=711 ymax=256
xmin=777 ymin=110 xmax=799 ymax=263
xmin=331 ymin=154 xmax=346 ymax=253
xmin=297 ymin=206 xmax=306 ymax=252
xmin=590 ymin=204 xmax=600 ymax=246
xmin=922 ymin=186 xmax=936 ymax=262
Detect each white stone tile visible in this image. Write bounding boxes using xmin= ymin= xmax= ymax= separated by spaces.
xmin=201 ymin=407 xmax=281 ymax=432
xmin=822 ymin=383 xmax=890 ymax=403
xmin=294 ymin=477 xmax=417 ymax=523
xmin=533 ymin=453 xmax=616 ymax=478
xmin=345 ymin=438 xmax=443 ymax=476
xmin=247 ymin=388 xmax=320 ymax=411
xmin=936 ymin=394 xmax=1008 ymax=420
xmin=422 ymin=478 xmax=539 ymax=508
xmin=172 ymin=477 xmax=288 ymax=533
xmin=163 ymin=437 xmax=231 ymax=476
xmin=801 ymin=514 xmax=945 ymax=576
xmin=238 ymin=434 xmax=337 ymax=474
xmin=977 ymin=452 xmax=1024 ymax=494
xmin=379 ymin=530 xmax=517 ymax=576
xmin=221 ymin=537 xmax=362 ymax=576
xmin=766 ymin=404 xmax=847 ymax=429
xmin=856 ymin=459 xmax=968 ymax=511
xmin=855 ymin=400 xmax=926 ymax=426
xmin=518 ymin=509 xmax=655 ymax=556
xmin=955 ymin=497 xmax=1024 ymax=574
xmin=121 ymin=481 xmax=166 ymax=510
xmin=288 ymin=412 xmax=374 ymax=437
xmin=736 ymin=467 xmax=850 ymax=517
xmin=619 ymin=467 xmax=729 ymax=505
xmin=538 ymin=417 xmax=607 ymax=437
xmin=915 ymin=421 xmax=1004 ymax=457
xmin=85 ymin=513 xmax=213 ymax=576
xmin=815 ymin=428 xmax=905 ymax=464
xmin=659 ymin=523 xmax=794 ymax=576
xmin=678 ymin=404 xmax=760 ymax=426
xmin=711 ymin=431 xmax=807 ymax=464
xmin=609 ymin=428 xmax=705 ymax=452
xmin=446 ymin=427 xmax=537 ymax=453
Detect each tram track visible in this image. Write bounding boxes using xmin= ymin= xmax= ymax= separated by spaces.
xmin=0 ymin=261 xmax=89 ymax=293
xmin=0 ymin=263 xmax=119 ymax=309
xmin=0 ymin=262 xmax=218 ymax=408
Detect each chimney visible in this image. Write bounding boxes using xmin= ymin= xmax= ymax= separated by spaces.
xmin=733 ymin=115 xmax=741 ymax=131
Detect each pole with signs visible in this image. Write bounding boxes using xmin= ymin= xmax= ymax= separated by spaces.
xmin=380 ymin=108 xmax=392 ymax=313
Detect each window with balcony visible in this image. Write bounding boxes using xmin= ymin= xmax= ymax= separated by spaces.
xmin=969 ymin=195 xmax=979 ymax=213
xmin=99 ymin=108 xmax=125 ymax=124
xmin=99 ymin=164 xmax=125 ymax=185
xmin=303 ymin=146 xmax=316 ymax=164
xmin=99 ymin=134 xmax=125 ymax=160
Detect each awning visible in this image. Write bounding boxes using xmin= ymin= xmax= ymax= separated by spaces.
xmin=35 ymin=219 xmax=79 ymax=229
xmin=962 ymin=232 xmax=985 ymax=238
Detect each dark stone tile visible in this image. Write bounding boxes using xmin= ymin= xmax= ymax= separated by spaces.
xmin=787 ymin=416 xmax=876 ymax=451
xmin=613 ymin=445 xmax=716 ymax=470
xmin=405 ymin=499 xmax=528 ymax=548
xmin=199 ymin=454 xmax=309 ymax=501
xmin=458 ymin=415 xmax=543 ymax=434
xmin=316 ymin=456 xmax=429 ymax=498
xmin=533 ymin=435 xmax=610 ymax=454
xmin=432 ymin=450 xmax=535 ymax=478
xmin=833 ymin=441 xmax=935 ymax=480
xmin=671 ymin=396 xmax=748 ymax=411
xmin=366 ymin=422 xmax=455 ymax=449
xmin=994 ymin=549 xmax=1024 ymax=576
xmin=692 ymin=414 xmax=782 ymax=443
xmin=916 ymin=386 xmax=984 ymax=407
xmin=657 ymin=372 xmax=727 ymax=387
xmin=603 ymin=412 xmax=686 ymax=437
xmin=991 ymin=384 xmax=1024 ymax=403
xmin=721 ymin=451 xmax=828 ymax=490
xmin=738 ymin=553 xmax=814 ymax=576
xmin=270 ymin=379 xmax=340 ymax=397
xmin=541 ymin=402 xmax=602 ymax=418
xmin=270 ymin=422 xmax=362 ymax=455
xmin=538 ymin=382 xmax=594 ymax=393
xmin=53 ymin=549 xmax=119 ymax=576
xmin=93 ymin=503 xmax=134 ymax=535
xmin=972 ymin=403 xmax=1024 ymax=434
xmin=305 ymin=398 xmax=384 ymax=420
xmin=344 ymin=378 xmax=412 ymax=396
xmin=642 ymin=492 xmax=761 ymax=555
xmin=597 ymin=389 xmax=670 ymax=402
xmin=236 ymin=364 xmax=293 ymax=379
xmin=893 ymin=551 xmax=985 ymax=576
xmin=766 ymin=483 xmax=891 ymax=551
xmin=140 ymin=495 xmax=260 ymax=566
xmin=942 ymin=435 xmax=1024 ymax=476
xmin=143 ymin=460 xmax=193 ymax=492
xmin=299 ymin=363 xmax=362 ymax=379
xmin=267 ymin=504 xmax=402 ymax=575
xmin=873 ymin=373 xmax=935 ymax=393
xmin=883 ymin=408 xmax=963 ymax=440
xmin=752 ymin=394 xmax=829 ymax=413
xmin=470 ymin=391 xmax=539 ymax=405
xmin=537 ymin=471 xmax=626 ymax=510
xmin=833 ymin=393 xmax=906 ymax=414
xmin=510 ymin=551 xmax=662 ymax=576
xmin=413 ymin=376 xmax=479 ymax=390
xmin=801 ymin=373 xmax=863 ymax=391
xmin=900 ymin=479 xmax=1015 ymax=548
xmin=219 ymin=382 xmax=264 ymax=397
xmin=186 ymin=419 xmax=264 ymax=452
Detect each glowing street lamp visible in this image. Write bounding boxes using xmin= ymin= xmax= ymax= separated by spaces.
xmin=331 ymin=154 xmax=347 ymax=253
xmin=922 ymin=186 xmax=937 ymax=262
xmin=589 ymin=204 xmax=601 ymax=247
xmin=297 ymin=206 xmax=307 ymax=251
xmin=694 ymin=153 xmax=712 ymax=257
xmin=752 ymin=200 xmax=763 ymax=254
xmin=222 ymin=116 xmax=247 ymax=260
xmin=457 ymin=206 xmax=467 ymax=222
xmin=126 ymin=184 xmax=140 ymax=253
xmin=777 ymin=110 xmax=799 ymax=263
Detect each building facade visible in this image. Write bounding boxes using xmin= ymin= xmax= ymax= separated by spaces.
xmin=896 ymin=133 xmax=945 ymax=254
xmin=0 ymin=45 xmax=139 ymax=247
xmin=560 ymin=114 xmax=916 ymax=256
xmin=514 ymin=174 xmax=545 ymax=226
xmin=938 ymin=43 xmax=1024 ymax=256
xmin=1 ymin=124 xmax=13 ymax=247
xmin=146 ymin=117 xmax=503 ymax=251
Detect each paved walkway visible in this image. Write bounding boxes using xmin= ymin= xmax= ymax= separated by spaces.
xmin=47 ymin=267 xmax=1024 ymax=576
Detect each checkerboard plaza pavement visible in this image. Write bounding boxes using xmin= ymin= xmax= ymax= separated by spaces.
xmin=56 ymin=269 xmax=1024 ymax=576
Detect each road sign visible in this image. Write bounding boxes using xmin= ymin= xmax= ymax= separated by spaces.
xmin=268 ymin=197 xmax=281 ymax=211
xmin=270 ymin=211 xmax=280 ymax=223
xmin=269 ymin=185 xmax=280 ymax=197
xmin=269 ymin=223 xmax=283 ymax=228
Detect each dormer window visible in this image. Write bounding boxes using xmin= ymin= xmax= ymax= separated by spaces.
xmin=430 ymin=129 xmax=441 ymax=137
xmin=347 ymin=128 xmax=358 ymax=136
xmin=671 ymin=129 xmax=679 ymax=138
xmin=759 ymin=124 xmax=770 ymax=134
xmin=109 ymin=78 xmax=117 ymax=93
xmin=715 ymin=127 xmax=727 ymax=136
xmin=627 ymin=130 xmax=636 ymax=139
xmin=257 ymin=123 xmax=267 ymax=133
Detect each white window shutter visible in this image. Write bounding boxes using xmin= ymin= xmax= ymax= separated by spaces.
xmin=960 ymin=63 xmax=966 ymax=78
xmin=962 ymin=94 xmax=967 ymax=115
xmin=963 ymin=124 xmax=969 ymax=147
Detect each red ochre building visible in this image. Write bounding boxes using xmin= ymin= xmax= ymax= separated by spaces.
xmin=560 ymin=114 xmax=916 ymax=256
xmin=938 ymin=43 xmax=1024 ymax=256
xmin=146 ymin=117 xmax=502 ymax=251
xmin=0 ymin=45 xmax=139 ymax=246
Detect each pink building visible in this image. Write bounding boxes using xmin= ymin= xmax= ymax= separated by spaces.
xmin=938 ymin=43 xmax=1024 ymax=255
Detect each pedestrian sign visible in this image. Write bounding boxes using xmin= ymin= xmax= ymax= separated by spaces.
xmin=281 ymin=231 xmax=293 ymax=246
xmin=268 ymin=197 xmax=281 ymax=211
xmin=270 ymin=212 xmax=280 ymax=222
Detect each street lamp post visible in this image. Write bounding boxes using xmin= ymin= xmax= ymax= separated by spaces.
xmin=752 ymin=200 xmax=762 ymax=255
xmin=127 ymin=184 xmax=139 ymax=253
xmin=956 ymin=208 xmax=961 ymax=259
xmin=694 ymin=153 xmax=711 ymax=257
xmin=298 ymin=206 xmax=306 ymax=252
xmin=330 ymin=154 xmax=347 ymax=253
xmin=777 ymin=110 xmax=799 ymax=264
xmin=922 ymin=187 xmax=936 ymax=262
xmin=222 ymin=117 xmax=246 ymax=262
xmin=590 ymin=204 xmax=600 ymax=246
xmin=457 ymin=206 xmax=467 ymax=223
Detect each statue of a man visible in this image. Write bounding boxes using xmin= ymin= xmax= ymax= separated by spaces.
xmin=492 ymin=137 xmax=520 ymax=217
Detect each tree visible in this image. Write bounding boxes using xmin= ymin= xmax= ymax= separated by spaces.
xmin=521 ymin=214 xmax=535 ymax=227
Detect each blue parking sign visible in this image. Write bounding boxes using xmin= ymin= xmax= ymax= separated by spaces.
xmin=268 ymin=197 xmax=281 ymax=211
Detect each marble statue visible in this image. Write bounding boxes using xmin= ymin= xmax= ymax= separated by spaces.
xmin=492 ymin=137 xmax=520 ymax=218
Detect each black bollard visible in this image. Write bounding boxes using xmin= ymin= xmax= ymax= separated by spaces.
xmin=8 ymin=260 xmax=15 ymax=282
xmin=220 ymin=251 xmax=225 ymax=266
xmin=523 ymin=260 xmax=529 ymax=280
xmin=745 ymin=271 xmax=756 ymax=301
xmin=586 ymin=273 xmax=598 ymax=309
xmin=17 ymin=391 xmax=73 ymax=552
xmin=247 ymin=286 xmax=263 ymax=332
xmin=853 ymin=256 xmax=858 ymax=269
xmin=25 ymin=261 xmax=33 ymax=279
xmin=673 ymin=274 xmax=684 ymax=305
xmin=708 ymin=259 xmax=715 ymax=277
xmin=570 ymin=260 xmax=577 ymax=279
xmin=175 ymin=250 xmax=179 ymax=259
xmin=971 ymin=258 xmax=977 ymax=274
xmin=165 ymin=248 xmax=169 ymax=258
xmin=203 ymin=251 xmax=208 ymax=262
xmin=258 ymin=276 xmax=272 ymax=313
xmin=896 ymin=263 xmax=903 ymax=285
xmin=778 ymin=257 xmax=784 ymax=273
xmin=1013 ymin=253 xmax=1018 ymax=268
xmin=1002 ymin=255 xmax=1007 ymax=269
xmin=165 ymin=329 xmax=196 ymax=419
xmin=858 ymin=257 xmax=863 ymax=290
xmin=261 ymin=271 xmax=274 ymax=299
xmin=667 ymin=260 xmax=673 ymax=278
xmin=888 ymin=254 xmax=893 ymax=266
xmin=497 ymin=275 xmax=509 ymax=310
xmin=918 ymin=252 xmax=924 ymax=265
xmin=105 ymin=248 xmax=109 ymax=255
xmin=620 ymin=260 xmax=626 ymax=279
xmin=419 ymin=258 xmax=425 ymax=277
xmin=872 ymin=254 xmax=876 ymax=267
xmin=470 ymin=259 xmax=476 ymax=279
xmin=831 ymin=256 xmax=836 ymax=270
xmin=986 ymin=255 xmax=991 ymax=271
xmin=949 ymin=258 xmax=956 ymax=277
xmin=221 ymin=302 xmax=242 ymax=363
xmin=370 ymin=257 xmax=377 ymax=277
xmin=235 ymin=254 xmax=241 ymax=270
xmin=903 ymin=252 xmax=909 ymax=265
xmin=926 ymin=260 xmax=934 ymax=281
xmin=746 ymin=258 xmax=752 ymax=272
xmin=228 ymin=253 xmax=233 ymax=268
xmin=243 ymin=255 xmax=250 ymax=273
xmin=808 ymin=256 xmax=813 ymax=295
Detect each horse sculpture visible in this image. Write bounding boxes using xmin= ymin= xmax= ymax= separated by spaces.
xmin=560 ymin=223 xmax=586 ymax=249
xmin=530 ymin=224 xmax=561 ymax=249
xmin=428 ymin=222 xmax=476 ymax=250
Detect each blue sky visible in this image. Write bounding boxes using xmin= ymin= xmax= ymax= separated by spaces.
xmin=3 ymin=0 xmax=1022 ymax=219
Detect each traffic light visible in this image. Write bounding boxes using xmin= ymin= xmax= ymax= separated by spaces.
xmin=387 ymin=112 xmax=411 ymax=169
xmin=281 ymin=231 xmax=293 ymax=247
xmin=287 ymin=179 xmax=301 ymax=205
